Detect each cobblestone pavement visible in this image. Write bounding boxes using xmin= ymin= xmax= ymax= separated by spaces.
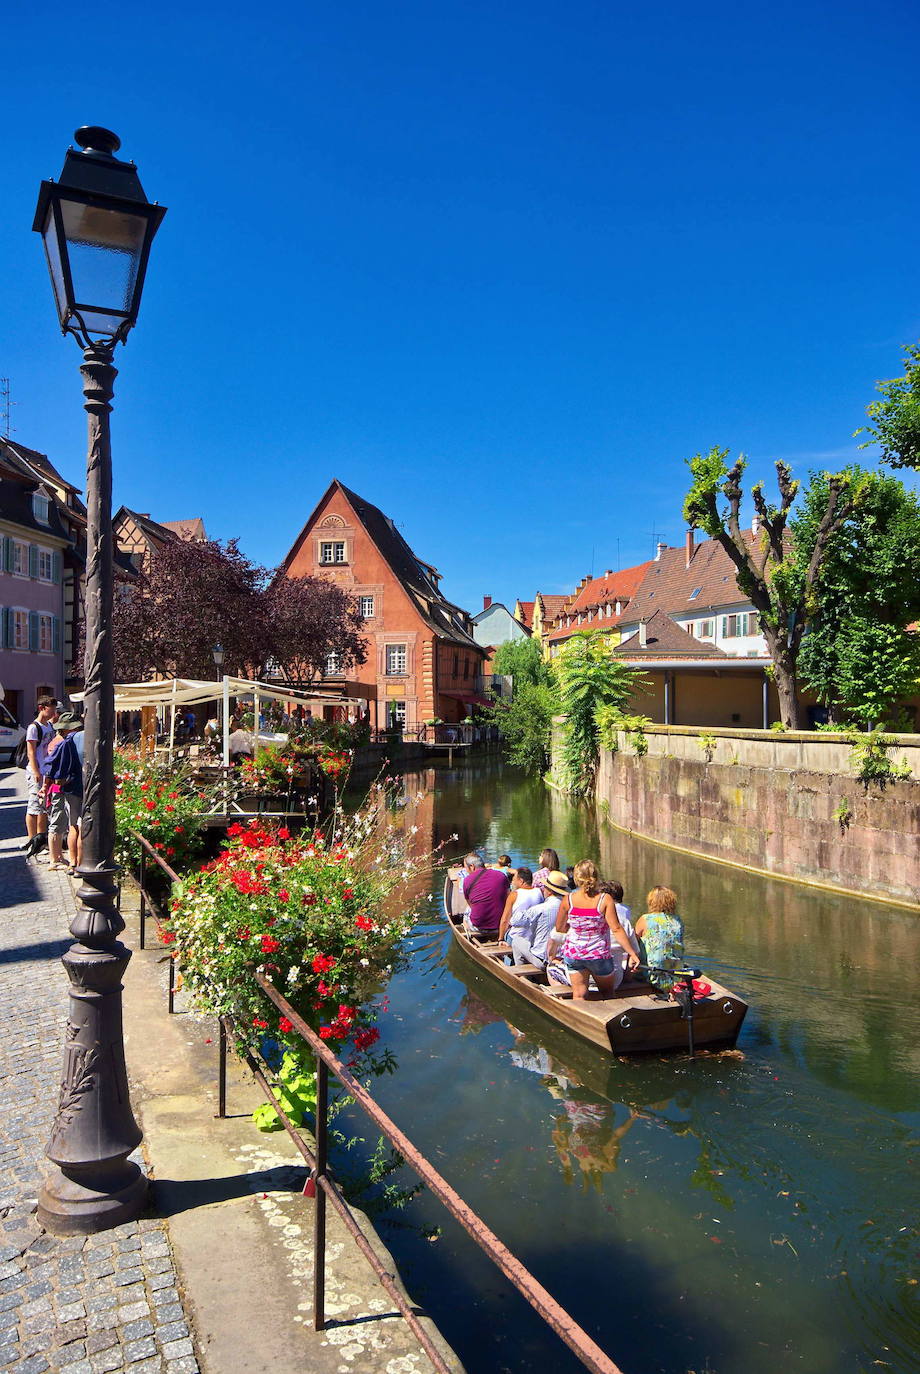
xmin=0 ymin=769 xmax=200 ymax=1374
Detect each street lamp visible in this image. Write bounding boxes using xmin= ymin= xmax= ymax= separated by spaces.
xmin=211 ymin=643 xmax=225 ymax=678
xmin=33 ymin=127 xmax=166 ymax=1234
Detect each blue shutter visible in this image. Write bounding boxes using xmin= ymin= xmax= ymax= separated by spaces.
xmin=2 ymin=537 xmax=11 ymax=573
xmin=0 ymin=608 xmax=8 ymax=649
xmin=720 ymin=616 xmax=728 ymax=639
xmin=51 ymin=551 xmax=62 ymax=584
xmin=52 ymin=617 xmax=61 ymax=654
xmin=29 ymin=610 xmax=39 ymax=651
xmin=28 ymin=545 xmax=38 ymax=579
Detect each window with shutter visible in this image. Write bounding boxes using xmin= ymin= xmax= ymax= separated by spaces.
xmin=29 ymin=545 xmax=39 ymax=579
xmin=51 ymin=551 xmax=62 ymax=584
xmin=2 ymin=537 xmax=11 ymax=573
xmin=52 ymin=617 xmax=61 ymax=654
xmin=29 ymin=611 xmax=40 ymax=651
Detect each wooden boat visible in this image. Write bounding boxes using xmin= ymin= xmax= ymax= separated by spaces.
xmin=443 ymin=873 xmax=748 ymax=1055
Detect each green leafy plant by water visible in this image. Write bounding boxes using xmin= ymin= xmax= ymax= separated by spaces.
xmin=556 ymin=634 xmax=647 ymax=797
xmin=847 ymin=727 xmax=913 ymax=785
xmin=596 ymin=707 xmax=652 ymax=756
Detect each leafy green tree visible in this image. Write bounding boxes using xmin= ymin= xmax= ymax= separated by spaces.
xmin=858 ymin=342 xmax=920 ymax=471
xmin=491 ymin=636 xmax=552 ymax=691
xmin=493 ymin=678 xmax=560 ymax=775
xmin=555 ymin=632 xmax=645 ymax=798
xmin=683 ymin=447 xmax=861 ymax=729
xmin=789 ymin=470 xmax=920 ymax=727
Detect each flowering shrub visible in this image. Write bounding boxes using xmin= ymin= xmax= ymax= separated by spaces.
xmin=318 ymin=748 xmax=350 ymax=779
xmin=114 ymin=753 xmax=210 ymax=874
xmin=166 ymin=783 xmax=446 ymax=1062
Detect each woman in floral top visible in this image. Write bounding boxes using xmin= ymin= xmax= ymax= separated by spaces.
xmin=635 ymin=886 xmax=684 ymax=991
xmin=547 ymin=860 xmax=640 ymax=1000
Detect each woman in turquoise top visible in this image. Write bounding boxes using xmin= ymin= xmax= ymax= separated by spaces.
xmin=635 ymin=886 xmax=684 ymax=992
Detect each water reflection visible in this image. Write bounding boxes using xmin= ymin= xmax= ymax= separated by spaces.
xmin=365 ymin=760 xmax=920 ymax=1374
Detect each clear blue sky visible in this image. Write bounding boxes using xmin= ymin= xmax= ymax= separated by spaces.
xmin=1 ymin=0 xmax=918 ymax=612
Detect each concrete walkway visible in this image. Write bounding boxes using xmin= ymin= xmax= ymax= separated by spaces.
xmin=0 ymin=768 xmax=459 ymax=1374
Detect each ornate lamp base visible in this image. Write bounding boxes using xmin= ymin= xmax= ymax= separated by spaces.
xmin=38 ymin=934 xmax=147 ymax=1235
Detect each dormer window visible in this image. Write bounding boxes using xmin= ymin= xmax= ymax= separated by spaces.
xmin=32 ymin=492 xmax=50 ymax=525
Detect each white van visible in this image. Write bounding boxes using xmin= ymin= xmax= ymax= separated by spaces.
xmin=0 ymin=699 xmax=26 ymax=766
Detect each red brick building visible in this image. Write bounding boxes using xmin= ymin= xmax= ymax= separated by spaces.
xmin=282 ymin=481 xmax=487 ymax=730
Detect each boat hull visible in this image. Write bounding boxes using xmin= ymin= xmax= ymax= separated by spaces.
xmin=443 ymin=874 xmax=747 ymax=1055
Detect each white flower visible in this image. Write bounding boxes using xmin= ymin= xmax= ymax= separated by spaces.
xmin=409 ymin=825 xmax=418 ymax=835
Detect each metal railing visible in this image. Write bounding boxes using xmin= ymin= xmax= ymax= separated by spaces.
xmin=130 ymin=835 xmax=627 ymax=1374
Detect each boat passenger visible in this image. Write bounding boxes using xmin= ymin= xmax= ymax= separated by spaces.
xmin=546 ymin=860 xmax=641 ymax=1000
xmin=461 ymin=853 xmax=510 ymax=935
xmin=598 ymin=881 xmax=641 ymax=981
xmin=565 ymin=866 xmax=577 ymax=891
xmin=498 ymin=867 xmax=543 ymax=949
xmin=634 ymin=887 xmax=684 ymax=992
xmin=509 ymin=870 xmax=571 ymax=968
xmin=492 ymin=854 xmax=516 ymax=878
xmin=533 ymin=848 xmax=561 ymax=896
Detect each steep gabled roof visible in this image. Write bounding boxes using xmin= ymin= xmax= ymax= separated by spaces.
xmin=286 ymin=480 xmax=484 ymax=654
xmin=547 ymin=561 xmax=653 ymax=643
xmin=161 ymin=517 xmax=207 ymax=541
xmin=114 ymin=507 xmax=180 ymax=549
xmin=536 ymin=592 xmax=571 ymax=622
xmin=0 ymin=438 xmax=82 ymax=496
xmin=567 ymin=562 xmax=653 ymax=614
xmin=515 ymin=600 xmax=535 ymax=629
xmin=617 ymin=535 xmax=758 ymax=624
xmin=613 ymin=608 xmax=727 ymax=658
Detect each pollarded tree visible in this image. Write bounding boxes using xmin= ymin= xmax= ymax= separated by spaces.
xmin=858 ymin=341 xmax=920 ymax=471
xmin=788 ymin=470 xmax=920 ymax=727
xmin=261 ymin=575 xmax=367 ymax=685
xmin=683 ymin=448 xmax=863 ymax=730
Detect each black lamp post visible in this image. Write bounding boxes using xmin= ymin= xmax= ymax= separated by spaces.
xmin=33 ymin=127 xmax=166 ymax=1233
xmin=212 ymin=643 xmax=225 ymax=679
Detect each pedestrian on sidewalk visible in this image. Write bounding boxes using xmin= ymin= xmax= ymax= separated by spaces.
xmin=44 ymin=712 xmax=84 ymax=872
xmin=22 ymin=696 xmax=58 ymax=857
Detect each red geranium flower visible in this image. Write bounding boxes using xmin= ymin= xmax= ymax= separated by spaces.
xmin=236 ymin=926 xmax=251 ymax=941
xmin=277 ymin=889 xmax=289 ymax=903
xmin=312 ymin=954 xmax=335 ymax=974
xmin=303 ymin=893 xmax=317 ymax=907
xmin=353 ymin=1027 xmax=380 ymax=1051
xmin=355 ymin=914 xmax=373 ymax=931
xmin=318 ymin=1026 xmax=336 ymax=1040
xmin=252 ymin=1017 xmax=269 ymax=1030
xmin=145 ymin=800 xmax=156 ymax=811
xmin=278 ymin=1016 xmax=293 ymax=1033
xmin=260 ymin=935 xmax=280 ymax=954
xmin=278 ymin=827 xmax=290 ymax=840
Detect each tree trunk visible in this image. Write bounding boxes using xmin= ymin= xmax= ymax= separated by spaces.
xmin=773 ymin=661 xmax=804 ymax=729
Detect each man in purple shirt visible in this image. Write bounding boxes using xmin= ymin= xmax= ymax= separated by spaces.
xmin=461 ymin=853 xmax=510 ymax=933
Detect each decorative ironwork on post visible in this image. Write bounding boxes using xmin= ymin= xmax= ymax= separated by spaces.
xmin=33 ymin=128 xmax=166 ymax=1233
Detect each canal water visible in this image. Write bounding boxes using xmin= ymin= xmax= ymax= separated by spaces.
xmin=347 ymin=759 xmax=920 ymax=1374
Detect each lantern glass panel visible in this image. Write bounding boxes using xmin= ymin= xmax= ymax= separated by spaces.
xmin=41 ymin=206 xmax=70 ymax=329
xmin=60 ymin=199 xmax=147 ymax=332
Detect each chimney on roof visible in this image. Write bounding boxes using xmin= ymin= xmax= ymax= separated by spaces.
xmin=483 ymin=595 xmax=492 ymax=610
xmin=605 ymin=569 xmax=613 ymax=578
xmin=685 ymin=529 xmax=696 ymax=568
xmin=751 ymin=514 xmax=761 ymax=536
xmin=656 ymin=542 xmax=667 ymax=561
xmin=638 ymin=620 xmax=648 ymax=648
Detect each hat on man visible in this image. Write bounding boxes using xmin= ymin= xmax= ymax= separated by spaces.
xmin=543 ymin=870 xmax=570 ymax=897
xmin=55 ymin=712 xmax=83 ymax=733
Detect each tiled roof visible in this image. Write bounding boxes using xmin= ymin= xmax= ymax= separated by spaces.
xmin=613 ymin=608 xmax=727 ymax=658
xmin=333 ymin=482 xmax=484 ymax=654
xmin=161 ymin=517 xmax=207 ymax=541
xmin=536 ymin=593 xmax=570 ymax=621
xmin=568 ymin=563 xmax=653 ymax=614
xmin=515 ymin=600 xmax=535 ymax=629
xmin=616 ymin=535 xmax=756 ymax=624
xmin=546 ymin=562 xmax=652 ymax=642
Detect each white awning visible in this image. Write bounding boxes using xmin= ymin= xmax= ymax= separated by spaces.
xmin=71 ymin=676 xmax=366 ymax=711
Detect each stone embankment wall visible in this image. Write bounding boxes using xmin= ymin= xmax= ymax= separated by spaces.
xmin=578 ymin=725 xmax=920 ymax=908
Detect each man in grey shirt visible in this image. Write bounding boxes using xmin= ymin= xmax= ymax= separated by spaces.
xmin=510 ymin=870 xmax=570 ymax=967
